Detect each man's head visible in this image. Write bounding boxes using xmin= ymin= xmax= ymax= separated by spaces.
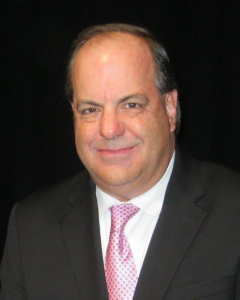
xmin=68 ymin=23 xmax=179 ymax=201
xmin=66 ymin=23 xmax=180 ymax=129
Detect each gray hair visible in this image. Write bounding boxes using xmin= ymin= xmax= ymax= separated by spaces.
xmin=66 ymin=23 xmax=181 ymax=131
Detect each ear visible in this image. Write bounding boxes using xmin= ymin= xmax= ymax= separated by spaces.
xmin=71 ymin=100 xmax=75 ymax=112
xmin=165 ymin=89 xmax=178 ymax=133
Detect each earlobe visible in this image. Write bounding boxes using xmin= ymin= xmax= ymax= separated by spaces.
xmin=165 ymin=89 xmax=178 ymax=133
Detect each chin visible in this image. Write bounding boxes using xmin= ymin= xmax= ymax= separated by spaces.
xmin=92 ymin=169 xmax=138 ymax=188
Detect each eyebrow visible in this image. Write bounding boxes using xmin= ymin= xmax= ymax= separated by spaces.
xmin=76 ymin=93 xmax=149 ymax=110
xmin=118 ymin=94 xmax=149 ymax=104
xmin=77 ymin=100 xmax=101 ymax=107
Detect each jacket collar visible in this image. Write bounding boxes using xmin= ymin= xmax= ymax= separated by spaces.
xmin=133 ymin=149 xmax=208 ymax=300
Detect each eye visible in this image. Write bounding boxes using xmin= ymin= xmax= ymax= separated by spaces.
xmin=81 ymin=107 xmax=98 ymax=115
xmin=125 ymin=103 xmax=141 ymax=109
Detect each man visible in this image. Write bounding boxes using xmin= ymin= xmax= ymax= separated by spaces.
xmin=1 ymin=23 xmax=240 ymax=300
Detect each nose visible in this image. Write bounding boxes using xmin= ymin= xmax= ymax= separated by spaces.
xmin=99 ymin=110 xmax=125 ymax=139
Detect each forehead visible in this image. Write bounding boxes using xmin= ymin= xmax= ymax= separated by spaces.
xmin=73 ymin=32 xmax=155 ymax=72
xmin=71 ymin=32 xmax=159 ymax=102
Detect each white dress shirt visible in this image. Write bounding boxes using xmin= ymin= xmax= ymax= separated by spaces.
xmin=96 ymin=152 xmax=175 ymax=277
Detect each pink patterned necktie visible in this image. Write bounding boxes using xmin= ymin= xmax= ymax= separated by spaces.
xmin=105 ymin=204 xmax=140 ymax=300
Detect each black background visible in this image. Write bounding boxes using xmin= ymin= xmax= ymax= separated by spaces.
xmin=1 ymin=0 xmax=240 ymax=259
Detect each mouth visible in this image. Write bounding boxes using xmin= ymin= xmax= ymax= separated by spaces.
xmin=96 ymin=146 xmax=135 ymax=157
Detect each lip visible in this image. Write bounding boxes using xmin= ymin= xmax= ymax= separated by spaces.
xmin=96 ymin=146 xmax=135 ymax=157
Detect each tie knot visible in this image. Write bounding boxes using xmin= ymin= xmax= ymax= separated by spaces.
xmin=110 ymin=204 xmax=139 ymax=232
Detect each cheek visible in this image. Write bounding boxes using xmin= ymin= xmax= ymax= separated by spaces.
xmin=74 ymin=122 xmax=94 ymax=150
xmin=124 ymin=115 xmax=146 ymax=136
xmin=143 ymin=115 xmax=171 ymax=149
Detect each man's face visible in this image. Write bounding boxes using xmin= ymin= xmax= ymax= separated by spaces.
xmin=71 ymin=33 xmax=177 ymax=201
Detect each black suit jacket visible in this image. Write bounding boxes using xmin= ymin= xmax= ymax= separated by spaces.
xmin=1 ymin=150 xmax=240 ymax=300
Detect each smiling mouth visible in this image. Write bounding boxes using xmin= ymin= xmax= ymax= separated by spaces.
xmin=96 ymin=146 xmax=135 ymax=157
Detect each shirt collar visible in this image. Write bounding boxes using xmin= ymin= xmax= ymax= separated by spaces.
xmin=96 ymin=152 xmax=175 ymax=217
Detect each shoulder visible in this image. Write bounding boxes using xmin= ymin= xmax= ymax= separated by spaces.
xmin=174 ymin=148 xmax=240 ymax=210
xmin=194 ymin=158 xmax=240 ymax=194
xmin=15 ymin=169 xmax=93 ymax=220
xmin=183 ymin=155 xmax=240 ymax=214
xmin=175 ymin=148 xmax=240 ymax=191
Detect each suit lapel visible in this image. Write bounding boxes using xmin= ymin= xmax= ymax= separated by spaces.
xmin=134 ymin=151 xmax=209 ymax=300
xmin=59 ymin=151 xmax=209 ymax=300
xmin=60 ymin=173 xmax=108 ymax=300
